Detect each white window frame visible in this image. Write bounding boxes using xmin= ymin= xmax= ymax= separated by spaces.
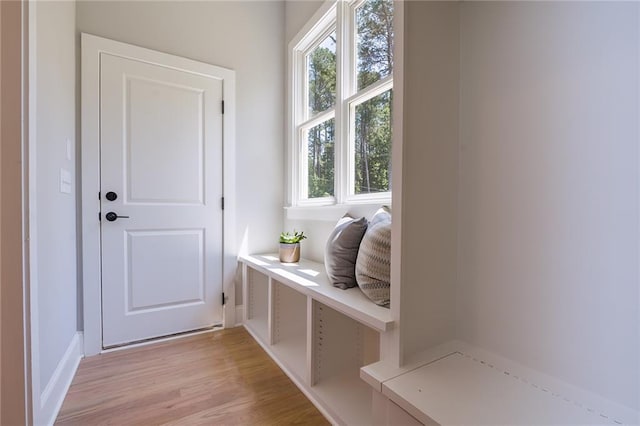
xmin=287 ymin=0 xmax=393 ymax=210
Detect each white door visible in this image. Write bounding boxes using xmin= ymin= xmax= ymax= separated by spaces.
xmin=100 ymin=52 xmax=224 ymax=347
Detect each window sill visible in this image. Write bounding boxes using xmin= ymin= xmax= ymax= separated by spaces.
xmin=285 ymin=200 xmax=392 ymax=222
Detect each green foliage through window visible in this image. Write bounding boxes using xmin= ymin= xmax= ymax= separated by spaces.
xmin=357 ymin=0 xmax=394 ymax=91
xmin=299 ymin=0 xmax=393 ymax=200
xmin=355 ymin=90 xmax=392 ymax=194
xmin=354 ymin=0 xmax=393 ymax=194
xmin=307 ymin=118 xmax=335 ymax=198
xmin=307 ymin=32 xmax=336 ymax=116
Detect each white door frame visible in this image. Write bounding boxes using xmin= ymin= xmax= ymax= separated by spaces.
xmin=81 ymin=33 xmax=237 ymax=356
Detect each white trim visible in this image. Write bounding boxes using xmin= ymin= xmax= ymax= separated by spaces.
xmin=285 ymin=201 xmax=391 ymax=222
xmin=22 ymin=0 xmax=33 ymax=422
xmin=386 ymin=0 xmax=404 ymax=368
xmin=344 ymin=191 xmax=392 ymax=205
xmin=80 ymin=33 xmax=102 ymax=356
xmin=335 ymin=0 xmax=348 ymax=205
xmin=234 ymin=305 xmax=244 ymax=326
xmin=35 ymin=332 xmax=83 ymax=426
xmin=221 ymin=61 xmax=238 ymax=329
xmin=298 ymin=107 xmax=335 ymax=131
xmin=27 ymin=1 xmax=40 ymax=422
xmin=345 ymin=75 xmax=393 ymax=108
xmin=81 ymin=33 xmax=237 ymax=355
xmin=295 ymin=195 xmax=337 ymax=208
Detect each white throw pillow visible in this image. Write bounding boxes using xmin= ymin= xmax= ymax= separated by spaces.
xmin=355 ymin=207 xmax=391 ymax=308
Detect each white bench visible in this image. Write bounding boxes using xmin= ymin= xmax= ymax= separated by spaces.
xmin=240 ymin=254 xmax=639 ymax=426
xmin=239 ymin=253 xmax=394 ymax=425
xmin=362 ymin=341 xmax=638 ymax=425
xmin=240 ymin=254 xmax=393 ymax=331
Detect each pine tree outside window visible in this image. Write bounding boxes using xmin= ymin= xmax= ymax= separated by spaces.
xmin=289 ymin=0 xmax=394 ymax=207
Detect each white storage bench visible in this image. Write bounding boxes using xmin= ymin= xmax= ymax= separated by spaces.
xmin=241 ymin=254 xmax=638 ymax=426
xmin=361 ymin=342 xmax=638 ymax=426
xmin=239 ymin=253 xmax=394 ymax=425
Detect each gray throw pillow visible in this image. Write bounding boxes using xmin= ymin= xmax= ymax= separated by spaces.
xmin=325 ymin=215 xmax=368 ymax=289
xmin=356 ymin=207 xmax=391 ymax=308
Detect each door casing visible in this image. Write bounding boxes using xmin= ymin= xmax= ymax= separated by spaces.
xmin=81 ymin=33 xmax=237 ymax=356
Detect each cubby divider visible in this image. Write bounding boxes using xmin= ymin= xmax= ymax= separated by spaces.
xmin=270 ymin=280 xmax=307 ymax=380
xmin=242 ymin=265 xmax=269 ymax=343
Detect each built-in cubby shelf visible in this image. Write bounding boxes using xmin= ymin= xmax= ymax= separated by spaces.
xmin=244 ymin=267 xmax=269 ymax=342
xmin=241 ymin=254 xmax=393 ymax=332
xmin=313 ymin=370 xmax=375 ymax=425
xmin=242 ymin=254 xmax=638 ymax=425
xmin=240 ymin=253 xmax=391 ymax=425
xmin=271 ymin=280 xmax=307 ymax=380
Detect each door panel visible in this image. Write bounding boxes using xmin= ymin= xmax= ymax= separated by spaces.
xmin=126 ymin=229 xmax=205 ymax=310
xmin=126 ymin=77 xmax=205 ymax=205
xmin=100 ymin=53 xmax=223 ymax=347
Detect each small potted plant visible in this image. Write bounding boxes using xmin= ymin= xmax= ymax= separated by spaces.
xmin=279 ymin=230 xmax=307 ymax=263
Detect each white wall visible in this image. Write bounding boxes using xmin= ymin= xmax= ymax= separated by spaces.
xmin=69 ymin=0 xmax=638 ymax=414
xmin=457 ymin=2 xmax=639 ymax=410
xmin=76 ymin=1 xmax=285 ymax=307
xmin=395 ymin=0 xmax=639 ymax=412
xmin=398 ymin=0 xmax=459 ymax=360
xmin=286 ymin=204 xmax=382 ymax=263
xmin=286 ymin=0 xmax=324 ymax=46
xmin=284 ymin=0 xmax=334 ymax=263
xmin=32 ymin=0 xmax=78 ymax=401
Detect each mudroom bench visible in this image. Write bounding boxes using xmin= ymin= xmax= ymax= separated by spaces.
xmin=241 ymin=254 xmax=638 ymax=426
xmin=362 ymin=342 xmax=637 ymax=426
xmin=239 ymin=253 xmax=393 ymax=425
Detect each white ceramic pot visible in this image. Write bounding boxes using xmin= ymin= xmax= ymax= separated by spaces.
xmin=279 ymin=242 xmax=300 ymax=263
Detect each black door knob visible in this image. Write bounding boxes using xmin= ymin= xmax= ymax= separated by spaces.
xmin=105 ymin=191 xmax=118 ymax=201
xmin=105 ymin=212 xmax=129 ymax=222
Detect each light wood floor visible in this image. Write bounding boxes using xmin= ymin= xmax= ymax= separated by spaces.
xmin=56 ymin=327 xmax=329 ymax=425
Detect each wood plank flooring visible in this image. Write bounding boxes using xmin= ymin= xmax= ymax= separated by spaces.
xmin=56 ymin=327 xmax=329 ymax=425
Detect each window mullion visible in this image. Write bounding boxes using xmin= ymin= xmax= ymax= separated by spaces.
xmin=293 ymin=50 xmax=306 ymax=205
xmin=335 ymin=1 xmax=347 ymax=205
xmin=344 ymin=0 xmax=358 ymax=200
xmin=299 ymin=126 xmax=308 ymax=200
xmin=298 ymin=108 xmax=335 ymax=131
xmin=346 ymin=76 xmax=393 ymax=107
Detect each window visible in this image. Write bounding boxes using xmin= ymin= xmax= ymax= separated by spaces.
xmin=290 ymin=0 xmax=394 ymax=206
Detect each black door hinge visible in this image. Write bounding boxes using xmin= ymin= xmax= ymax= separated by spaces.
xmin=98 ymin=212 xmax=101 ymax=221
xmin=98 ymin=191 xmax=101 ymax=200
xmin=221 ymin=197 xmax=225 ymax=210
xmin=222 ymin=292 xmax=226 ymax=305
xmin=222 ymin=100 xmax=225 ymax=115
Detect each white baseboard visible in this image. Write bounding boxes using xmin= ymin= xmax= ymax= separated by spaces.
xmin=235 ymin=305 xmax=244 ymax=326
xmin=36 ymin=332 xmax=83 ymax=426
